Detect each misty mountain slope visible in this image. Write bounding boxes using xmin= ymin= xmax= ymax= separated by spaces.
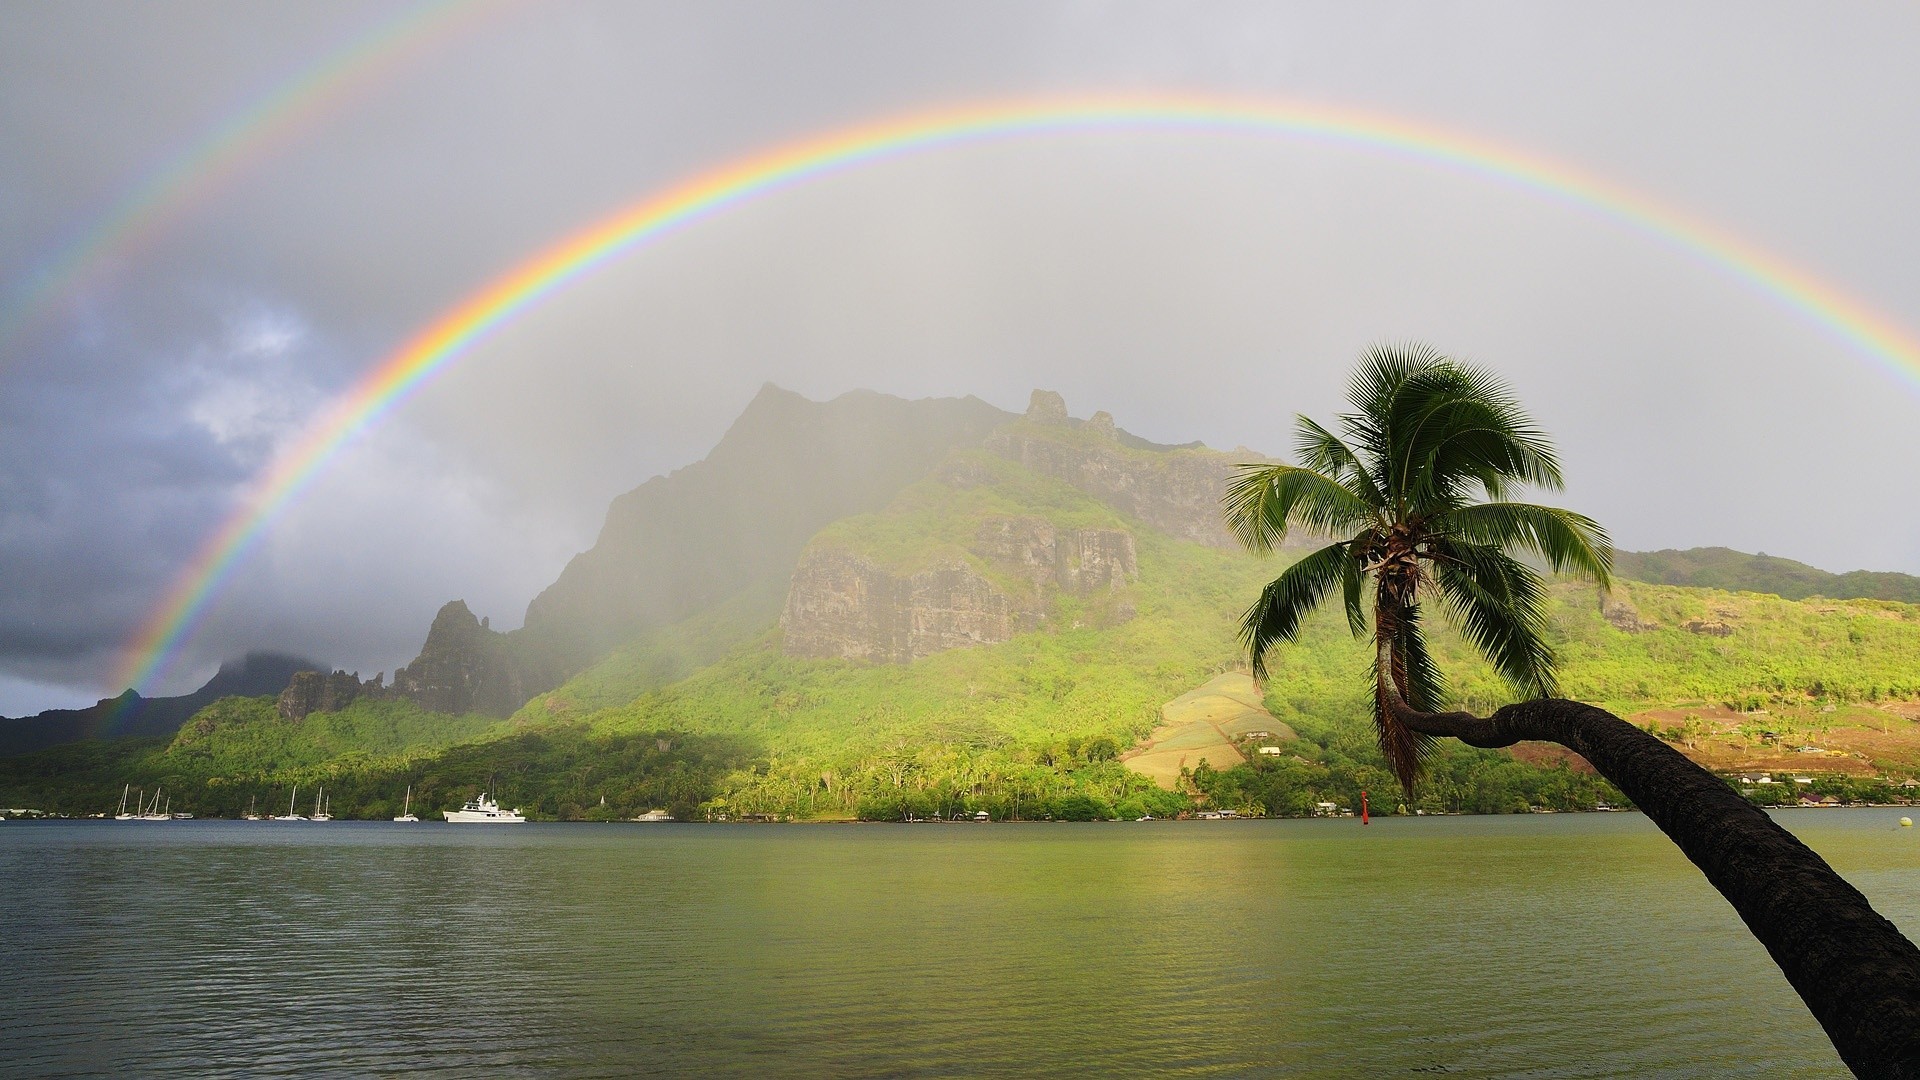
xmin=0 ymin=652 xmax=323 ymax=756
xmin=519 ymin=384 xmax=1013 ymax=664
xmin=512 ymin=390 xmax=1267 ymax=725
xmin=358 ymin=385 xmax=1011 ymax=720
xmin=1615 ymin=546 xmax=1920 ymax=604
xmin=575 ymin=455 xmax=1279 ymax=759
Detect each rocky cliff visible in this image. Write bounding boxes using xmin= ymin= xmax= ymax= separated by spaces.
xmin=388 ymin=600 xmax=548 ymax=717
xmin=276 ymin=668 xmax=391 ymax=723
xmin=984 ymin=390 xmax=1260 ymax=547
xmin=783 ymin=513 xmax=1138 ymax=664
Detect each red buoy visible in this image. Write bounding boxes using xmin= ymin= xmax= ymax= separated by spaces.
xmin=1361 ymin=789 xmax=1370 ymax=825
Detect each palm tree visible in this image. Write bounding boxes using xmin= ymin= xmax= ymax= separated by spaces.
xmin=1224 ymin=342 xmax=1611 ymax=794
xmin=1226 ymin=344 xmax=1920 ymax=1077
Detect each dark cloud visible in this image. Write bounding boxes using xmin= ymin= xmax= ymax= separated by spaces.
xmin=2 ymin=1 xmax=1918 ymax=712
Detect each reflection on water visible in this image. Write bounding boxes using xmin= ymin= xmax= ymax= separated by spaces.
xmin=3 ymin=811 xmax=1913 ymax=1077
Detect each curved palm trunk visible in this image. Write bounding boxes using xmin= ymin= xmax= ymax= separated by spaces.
xmin=1390 ymin=691 xmax=1920 ymax=1078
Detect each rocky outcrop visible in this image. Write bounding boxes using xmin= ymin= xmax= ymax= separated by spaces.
xmin=389 ymin=601 xmax=540 ymax=716
xmin=1025 ymin=389 xmax=1070 ymax=425
xmin=987 ymin=392 xmax=1266 ymax=548
xmin=782 ymin=551 xmax=1037 ymax=664
xmin=1601 ymin=592 xmax=1653 ymax=633
xmin=783 ymin=518 xmax=1138 ymax=664
xmin=276 ymin=669 xmax=390 ymax=723
xmin=973 ymin=516 xmax=1136 ymax=594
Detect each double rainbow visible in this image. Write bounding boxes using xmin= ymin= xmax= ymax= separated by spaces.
xmin=111 ymin=92 xmax=1920 ymax=701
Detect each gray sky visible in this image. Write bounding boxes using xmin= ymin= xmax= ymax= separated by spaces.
xmin=3 ymin=1 xmax=1918 ymax=713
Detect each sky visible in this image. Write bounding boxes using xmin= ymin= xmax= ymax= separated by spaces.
xmin=3 ymin=1 xmax=1918 ymax=714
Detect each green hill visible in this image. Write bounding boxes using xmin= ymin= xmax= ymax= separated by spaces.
xmin=1615 ymin=546 xmax=1920 ymax=604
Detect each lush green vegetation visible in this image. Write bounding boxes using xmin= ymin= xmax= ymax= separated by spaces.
xmin=167 ymin=695 xmax=507 ymax=774
xmin=0 ymin=719 xmax=754 ymax=822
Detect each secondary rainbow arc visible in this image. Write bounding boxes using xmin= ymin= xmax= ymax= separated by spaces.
xmin=110 ymin=91 xmax=1920 ymax=706
xmin=0 ymin=0 xmax=504 ymax=357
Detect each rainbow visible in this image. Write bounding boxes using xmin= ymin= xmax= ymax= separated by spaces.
xmin=111 ymin=91 xmax=1920 ymax=702
xmin=0 ymin=0 xmax=507 ymax=356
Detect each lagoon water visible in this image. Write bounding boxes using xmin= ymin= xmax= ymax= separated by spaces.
xmin=3 ymin=811 xmax=1915 ymax=1077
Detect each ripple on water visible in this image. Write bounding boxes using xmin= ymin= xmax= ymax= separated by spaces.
xmin=4 ymin=812 xmax=1912 ymax=1077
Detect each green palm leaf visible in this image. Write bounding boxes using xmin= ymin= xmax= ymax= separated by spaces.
xmin=1241 ymin=542 xmax=1352 ymax=680
xmin=1222 ymin=464 xmax=1376 ymax=553
xmin=1435 ymin=502 xmax=1613 ymax=585
xmin=1429 ymin=539 xmax=1558 ymax=697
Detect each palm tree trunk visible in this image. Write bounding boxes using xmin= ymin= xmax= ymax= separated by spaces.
xmin=1393 ymin=694 xmax=1920 ymax=1078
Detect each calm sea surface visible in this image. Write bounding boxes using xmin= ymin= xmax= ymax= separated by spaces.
xmin=3 ymin=810 xmax=1915 ymax=1077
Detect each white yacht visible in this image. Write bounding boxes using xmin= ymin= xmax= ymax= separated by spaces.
xmin=114 ymin=784 xmax=136 ymax=821
xmin=445 ymin=793 xmax=525 ymax=823
xmin=393 ymin=786 xmax=419 ymax=823
xmin=310 ymin=787 xmax=332 ymax=822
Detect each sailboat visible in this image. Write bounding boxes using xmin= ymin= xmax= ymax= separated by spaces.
xmin=242 ymin=795 xmax=261 ymax=821
xmin=138 ymin=787 xmax=170 ymax=821
xmin=311 ymin=786 xmax=332 ymax=822
xmin=393 ymin=785 xmax=419 ymax=823
xmin=271 ymin=785 xmax=306 ymax=821
xmin=114 ymin=784 xmax=136 ymax=821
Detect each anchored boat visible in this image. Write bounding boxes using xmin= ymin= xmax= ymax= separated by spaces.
xmin=444 ymin=793 xmax=525 ymax=824
xmin=393 ymin=785 xmax=420 ymax=822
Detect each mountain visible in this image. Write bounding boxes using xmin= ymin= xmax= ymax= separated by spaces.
xmin=8 ymin=386 xmax=1920 ymax=822
xmin=1615 ymin=547 xmax=1920 ymax=604
xmin=0 ymin=651 xmax=323 ymax=756
xmin=523 ymin=385 xmax=1014 ymax=657
xmin=372 ymin=384 xmax=1236 ymax=718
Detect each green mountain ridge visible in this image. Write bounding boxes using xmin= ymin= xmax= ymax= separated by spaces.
xmin=7 ymin=387 xmax=1920 ymax=820
xmin=1614 ymin=547 xmax=1920 ymax=604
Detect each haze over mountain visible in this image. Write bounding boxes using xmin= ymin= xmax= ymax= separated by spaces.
xmin=0 ymin=652 xmax=321 ymax=757
xmin=11 ymin=385 xmax=1920 ymax=759
xmin=5 ymin=384 xmax=1919 ymax=826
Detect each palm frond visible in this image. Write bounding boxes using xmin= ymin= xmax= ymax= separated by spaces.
xmin=1241 ymin=542 xmax=1351 ymax=680
xmin=1340 ymin=535 xmax=1370 ymax=637
xmin=1429 ymin=539 xmax=1559 ymax=697
xmin=1222 ymin=464 xmax=1375 ymax=553
xmin=1434 ymin=502 xmax=1613 ymax=586
xmin=1293 ymin=414 xmax=1386 ymax=506
xmin=1393 ymin=367 xmax=1562 ymax=508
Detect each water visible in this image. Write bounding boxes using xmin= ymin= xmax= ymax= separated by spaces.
xmin=3 ymin=811 xmax=1914 ymax=1077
